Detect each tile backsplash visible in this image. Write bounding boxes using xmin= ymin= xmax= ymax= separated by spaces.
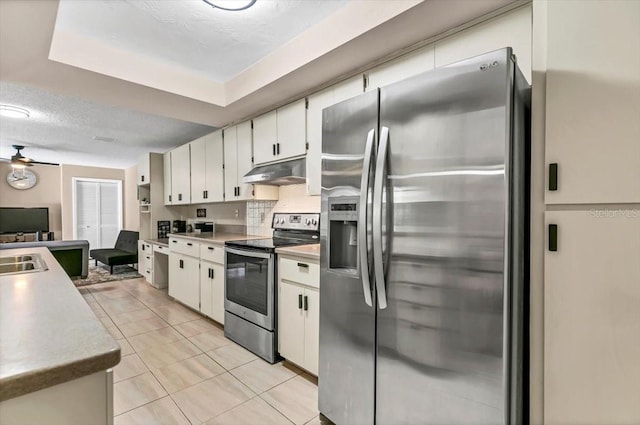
xmin=246 ymin=184 xmax=320 ymax=236
xmin=246 ymin=200 xmax=277 ymax=236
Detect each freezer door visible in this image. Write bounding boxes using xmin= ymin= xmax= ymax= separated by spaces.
xmin=319 ymin=90 xmax=378 ymax=425
xmin=376 ymin=49 xmax=518 ymax=425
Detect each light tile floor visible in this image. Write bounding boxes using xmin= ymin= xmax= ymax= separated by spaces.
xmin=79 ymin=278 xmax=320 ymax=425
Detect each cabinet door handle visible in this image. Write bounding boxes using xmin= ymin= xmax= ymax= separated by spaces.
xmin=549 ymin=163 xmax=558 ymax=191
xmin=142 ymin=245 xmax=145 ymax=251
xmin=172 ymin=240 xmax=177 ymax=243
xmin=179 ymin=259 xmax=184 ymax=269
xmin=272 ymin=144 xmax=276 ymax=156
xmin=141 ymin=175 xmax=145 ymax=182
xmin=211 ymin=268 xmax=214 ymax=279
xmin=298 ymin=294 xmax=303 ymax=310
xmin=304 ymin=295 xmax=308 ymax=311
xmin=203 ymin=190 xmax=207 ymax=199
xmin=178 ymin=193 xmax=182 ymax=201
xmin=548 ymin=224 xmax=558 ymax=252
xmin=276 ymin=143 xmax=280 ymax=155
xmin=169 ymin=195 xmax=172 ymax=202
xmin=208 ymin=246 xmax=214 ymax=250
xmin=297 ymin=262 xmax=308 ymax=268
xmin=187 ymin=243 xmax=193 ymax=246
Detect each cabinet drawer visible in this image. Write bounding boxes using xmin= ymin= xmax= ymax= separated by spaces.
xmin=169 ymin=238 xmax=200 ymax=257
xmin=153 ymin=244 xmax=169 ymax=255
xmin=142 ymin=252 xmax=153 ymax=267
xmin=279 ymin=257 xmax=319 ymax=289
xmin=200 ymin=243 xmax=224 ymax=264
xmin=143 ymin=268 xmax=153 ymax=282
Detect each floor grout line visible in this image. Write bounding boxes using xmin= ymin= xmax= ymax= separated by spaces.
xmin=86 ymin=277 xmax=317 ymax=425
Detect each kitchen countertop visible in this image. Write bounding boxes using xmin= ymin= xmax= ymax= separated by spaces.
xmin=0 ymin=247 xmax=120 ymax=402
xmin=275 ymin=244 xmax=321 ymax=261
xmin=168 ymin=232 xmax=267 ymax=245
xmin=145 ymin=238 xmax=169 ymax=247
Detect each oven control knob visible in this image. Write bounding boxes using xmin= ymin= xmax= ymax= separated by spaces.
xmin=311 ymin=219 xmax=317 ymax=225
xmin=305 ymin=218 xmax=311 ymax=225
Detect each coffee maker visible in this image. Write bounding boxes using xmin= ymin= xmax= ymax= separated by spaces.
xmin=172 ymin=220 xmax=186 ymax=233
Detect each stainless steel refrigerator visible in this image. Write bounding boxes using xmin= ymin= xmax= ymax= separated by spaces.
xmin=319 ymin=48 xmax=529 ymax=425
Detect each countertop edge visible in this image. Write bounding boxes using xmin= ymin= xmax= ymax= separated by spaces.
xmin=0 ymin=340 xmax=120 ymax=402
xmin=167 ymin=232 xmax=264 ymax=244
xmin=275 ymin=246 xmax=320 ymax=261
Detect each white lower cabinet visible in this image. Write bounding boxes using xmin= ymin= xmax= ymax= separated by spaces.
xmin=138 ymin=240 xmax=153 ymax=283
xmin=277 ymin=255 xmax=320 ymax=375
xmin=200 ymin=260 xmax=225 ymax=324
xmin=168 ymin=238 xmax=226 ymax=324
xmin=544 ymin=210 xmax=640 ymax=424
xmin=168 ymin=252 xmax=200 ymax=311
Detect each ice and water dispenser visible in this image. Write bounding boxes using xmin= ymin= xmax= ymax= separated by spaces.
xmin=328 ymin=196 xmax=361 ymax=276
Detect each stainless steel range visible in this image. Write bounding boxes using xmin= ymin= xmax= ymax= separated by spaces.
xmin=224 ymin=212 xmax=320 ymax=363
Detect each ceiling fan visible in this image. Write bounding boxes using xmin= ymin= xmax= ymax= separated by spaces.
xmin=0 ymin=145 xmax=59 ymax=167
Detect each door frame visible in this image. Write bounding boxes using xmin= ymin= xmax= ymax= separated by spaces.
xmin=72 ymin=177 xmax=123 ymax=246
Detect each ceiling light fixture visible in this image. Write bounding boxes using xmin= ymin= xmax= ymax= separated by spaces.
xmin=202 ymin=0 xmax=256 ymax=11
xmin=0 ymin=105 xmax=30 ymax=119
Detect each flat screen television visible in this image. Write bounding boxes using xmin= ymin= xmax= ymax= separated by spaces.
xmin=0 ymin=207 xmax=49 ymax=234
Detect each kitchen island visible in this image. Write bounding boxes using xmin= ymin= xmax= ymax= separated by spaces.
xmin=0 ymin=246 xmax=120 ymax=424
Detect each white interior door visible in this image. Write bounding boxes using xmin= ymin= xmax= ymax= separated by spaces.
xmin=74 ymin=178 xmax=122 ymax=250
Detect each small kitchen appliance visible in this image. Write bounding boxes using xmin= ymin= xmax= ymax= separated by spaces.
xmin=171 ymin=220 xmax=186 ymax=234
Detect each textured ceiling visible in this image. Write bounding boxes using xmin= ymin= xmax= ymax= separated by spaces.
xmin=54 ymin=0 xmax=349 ymax=83
xmin=0 ymin=82 xmax=215 ymax=169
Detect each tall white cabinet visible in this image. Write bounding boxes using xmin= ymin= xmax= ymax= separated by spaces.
xmin=537 ymin=2 xmax=640 ymax=424
xmin=190 ymin=130 xmax=224 ymax=204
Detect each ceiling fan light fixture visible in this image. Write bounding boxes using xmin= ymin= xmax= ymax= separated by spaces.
xmin=0 ymin=105 xmax=30 ymax=119
xmin=202 ymin=0 xmax=256 ymax=11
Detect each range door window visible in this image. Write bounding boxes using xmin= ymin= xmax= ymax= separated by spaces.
xmin=225 ymin=249 xmax=272 ymax=316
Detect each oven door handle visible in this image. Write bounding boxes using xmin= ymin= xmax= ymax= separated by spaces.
xmin=224 ymin=246 xmax=274 ymax=260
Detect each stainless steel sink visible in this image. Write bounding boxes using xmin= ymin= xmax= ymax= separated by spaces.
xmin=0 ymin=263 xmax=36 ymax=273
xmin=0 ymin=255 xmax=34 ymax=265
xmin=0 ymin=253 xmax=48 ymax=276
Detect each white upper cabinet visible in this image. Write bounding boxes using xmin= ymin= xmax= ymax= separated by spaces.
xmin=191 ymin=131 xmax=224 ymax=204
xmin=276 ymin=99 xmax=307 ymax=160
xmin=223 ymin=125 xmax=239 ymax=201
xmin=544 ymin=0 xmax=640 ymax=204
xmin=306 ymin=76 xmax=363 ymax=195
xmin=253 ymin=110 xmax=277 ymax=166
xmin=163 ymin=152 xmax=172 ymax=205
xmin=366 ymin=45 xmax=434 ymax=90
xmin=170 ymin=143 xmax=191 ymax=205
xmin=224 ymin=121 xmax=277 ymax=202
xmin=137 ymin=153 xmax=150 ymax=185
xmin=253 ymin=100 xmax=307 ymax=165
xmin=434 ymin=5 xmax=532 ymax=83
xmin=235 ymin=121 xmax=254 ymax=201
xmin=190 ymin=135 xmax=207 ymax=204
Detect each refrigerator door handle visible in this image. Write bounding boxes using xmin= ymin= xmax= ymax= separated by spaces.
xmin=358 ymin=128 xmax=376 ymax=307
xmin=373 ymin=126 xmax=389 ymax=309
